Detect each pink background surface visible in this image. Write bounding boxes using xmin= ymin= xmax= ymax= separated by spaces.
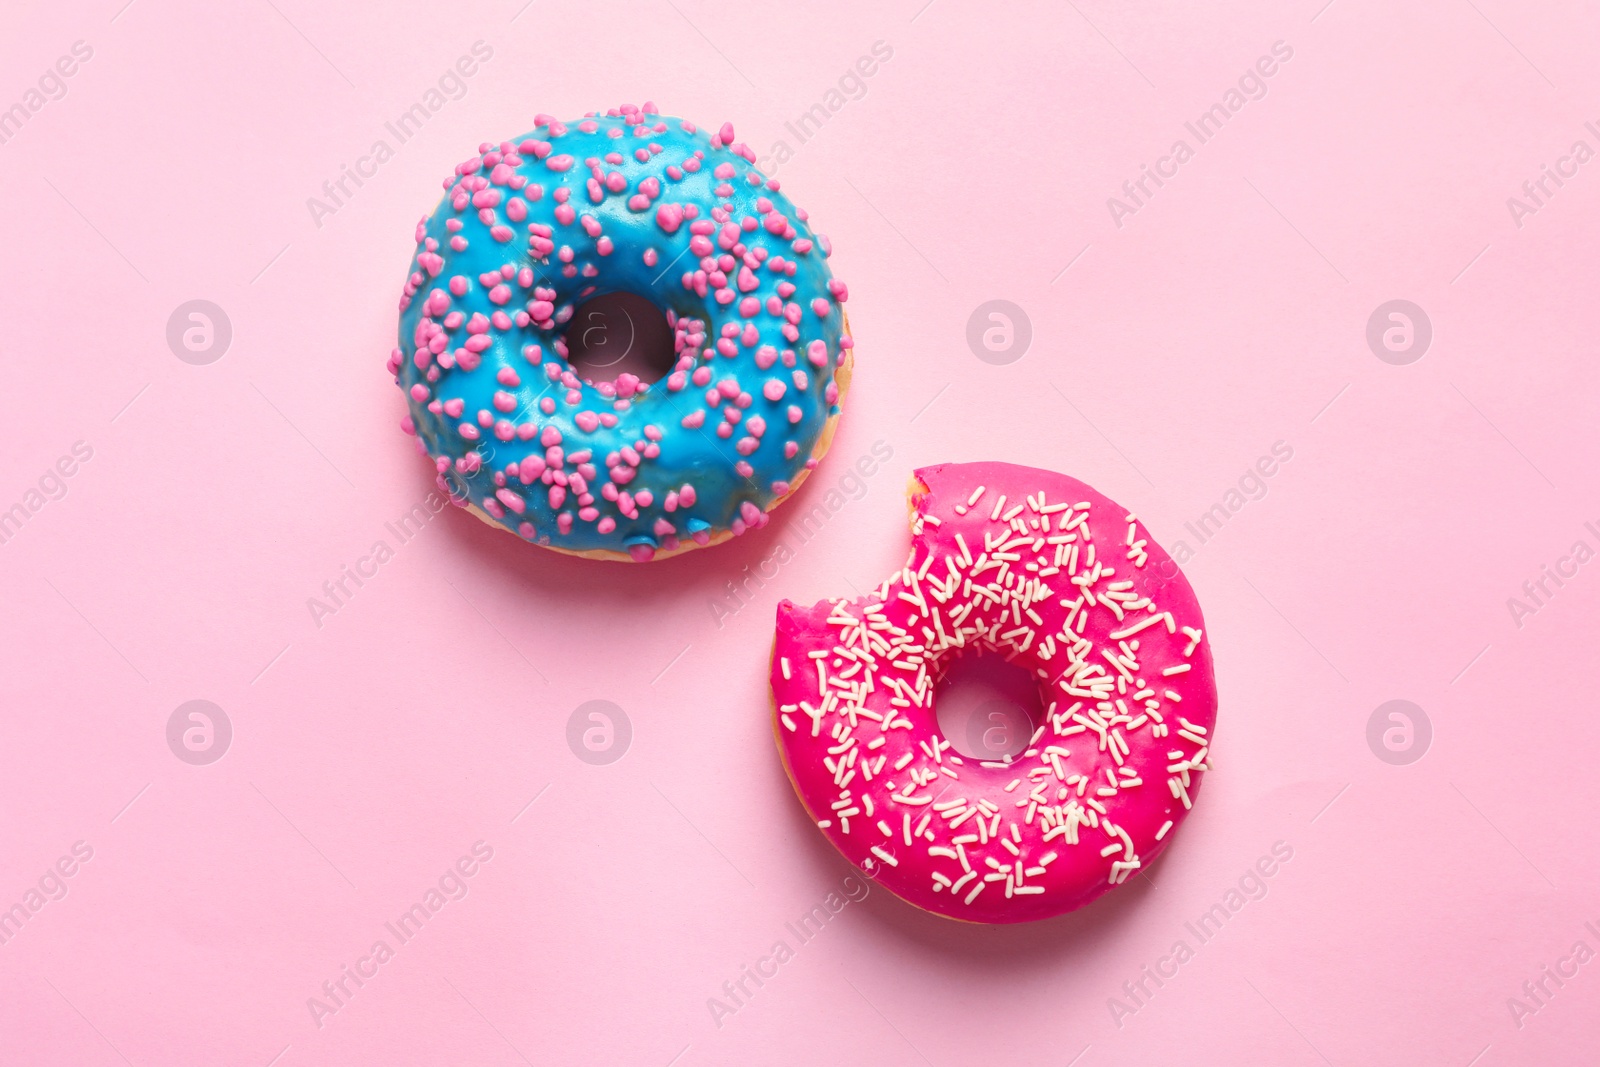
xmin=3 ymin=0 xmax=1598 ymax=1063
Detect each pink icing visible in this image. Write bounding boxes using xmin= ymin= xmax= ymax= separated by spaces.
xmin=770 ymin=462 xmax=1218 ymax=924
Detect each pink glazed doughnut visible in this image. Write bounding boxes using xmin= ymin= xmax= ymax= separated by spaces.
xmin=769 ymin=462 xmax=1217 ymax=923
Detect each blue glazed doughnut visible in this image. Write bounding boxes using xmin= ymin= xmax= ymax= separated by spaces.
xmin=389 ymin=102 xmax=854 ymax=561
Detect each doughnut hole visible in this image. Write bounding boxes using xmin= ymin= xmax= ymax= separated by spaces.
xmin=564 ymin=291 xmax=675 ymax=387
xmin=934 ymin=651 xmax=1046 ymax=763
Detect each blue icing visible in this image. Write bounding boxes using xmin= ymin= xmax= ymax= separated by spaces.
xmin=393 ymin=104 xmax=849 ymax=559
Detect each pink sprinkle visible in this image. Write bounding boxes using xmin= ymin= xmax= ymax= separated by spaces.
xmin=546 ymin=155 xmax=575 ymax=172
xmin=575 ymin=411 xmax=600 ymax=433
xmin=811 ymin=297 xmax=831 ymax=318
xmin=719 ymin=121 xmax=735 ymax=144
xmin=679 ymin=484 xmax=697 ymax=507
xmin=496 ymin=488 xmax=526 ymax=514
xmin=763 ymin=379 xmax=786 ymax=401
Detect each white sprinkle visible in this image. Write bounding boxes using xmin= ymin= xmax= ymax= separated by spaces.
xmin=1109 ymin=613 xmax=1168 ymax=640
